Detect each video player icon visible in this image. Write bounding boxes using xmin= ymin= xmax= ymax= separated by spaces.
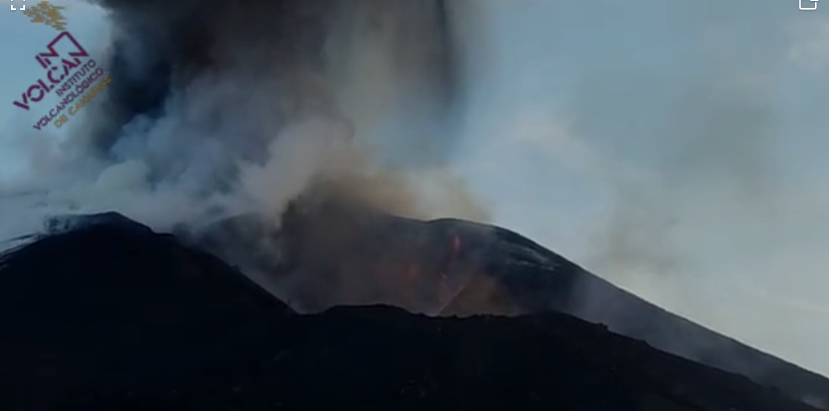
xmin=800 ymin=0 xmax=818 ymax=10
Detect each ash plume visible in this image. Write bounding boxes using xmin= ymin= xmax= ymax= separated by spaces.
xmin=0 ymin=1 xmax=489 ymax=245
xmin=80 ymin=0 xmax=466 ymax=200
xmin=83 ymin=0 xmax=457 ymax=158
xmin=0 ymin=0 xmax=494 ymax=306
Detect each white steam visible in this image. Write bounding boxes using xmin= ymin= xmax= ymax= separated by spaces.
xmin=1 ymin=0 xmax=487 ymax=250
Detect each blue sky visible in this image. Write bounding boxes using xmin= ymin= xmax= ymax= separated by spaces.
xmin=451 ymin=0 xmax=829 ymax=373
xmin=2 ymin=0 xmax=829 ymax=375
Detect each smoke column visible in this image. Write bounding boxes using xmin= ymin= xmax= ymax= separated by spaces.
xmin=0 ymin=0 xmax=490 ymax=245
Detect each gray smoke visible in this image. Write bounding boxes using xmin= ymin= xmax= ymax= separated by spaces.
xmin=80 ymin=0 xmax=461 ymax=195
xmin=0 ymin=0 xmax=491 ymax=244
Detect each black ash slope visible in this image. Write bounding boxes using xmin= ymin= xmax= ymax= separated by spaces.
xmin=0 ymin=213 xmax=823 ymax=411
xmin=192 ymin=196 xmax=829 ymax=408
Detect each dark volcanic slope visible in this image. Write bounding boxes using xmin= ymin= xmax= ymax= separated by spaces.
xmin=0 ymin=214 xmax=820 ymax=411
xmin=192 ymin=197 xmax=829 ymax=409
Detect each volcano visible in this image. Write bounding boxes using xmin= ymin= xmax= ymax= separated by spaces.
xmin=0 ymin=204 xmax=827 ymax=410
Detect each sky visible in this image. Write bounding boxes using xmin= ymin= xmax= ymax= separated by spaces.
xmin=2 ymin=0 xmax=829 ymax=375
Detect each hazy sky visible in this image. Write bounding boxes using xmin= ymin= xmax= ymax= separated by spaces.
xmin=2 ymin=0 xmax=829 ymax=375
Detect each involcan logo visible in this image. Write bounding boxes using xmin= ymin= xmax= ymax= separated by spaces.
xmin=11 ymin=1 xmax=114 ymax=130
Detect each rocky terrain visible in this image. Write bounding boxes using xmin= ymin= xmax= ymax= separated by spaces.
xmin=0 ymin=211 xmax=826 ymax=410
xmin=191 ymin=193 xmax=829 ymax=406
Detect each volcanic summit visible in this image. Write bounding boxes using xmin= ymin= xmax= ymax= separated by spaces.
xmin=0 ymin=202 xmax=827 ymax=410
